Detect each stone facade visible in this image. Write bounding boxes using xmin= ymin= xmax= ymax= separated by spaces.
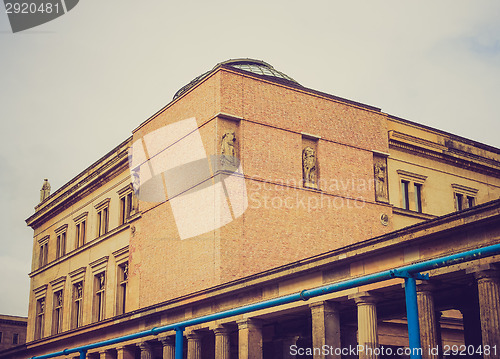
xmin=10 ymin=59 xmax=500 ymax=359
xmin=0 ymin=315 xmax=27 ymax=352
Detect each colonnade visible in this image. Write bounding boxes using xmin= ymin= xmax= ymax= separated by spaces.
xmin=80 ymin=267 xmax=500 ymax=359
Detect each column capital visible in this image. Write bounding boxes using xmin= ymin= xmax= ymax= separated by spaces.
xmin=466 ymin=264 xmax=500 ymax=276
xmin=213 ymin=326 xmax=232 ymax=336
xmin=159 ymin=335 xmax=175 ymax=345
xmin=309 ymin=300 xmax=339 ymax=312
xmin=237 ymin=318 xmax=263 ymax=330
xmin=416 ymin=281 xmax=438 ymax=293
xmin=138 ymin=342 xmax=151 ymax=351
xmin=349 ymin=292 xmax=380 ymax=305
xmin=474 ymin=269 xmax=500 ymax=281
xmin=186 ymin=332 xmax=202 ymax=340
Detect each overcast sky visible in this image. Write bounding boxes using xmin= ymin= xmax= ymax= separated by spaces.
xmin=1 ymin=1 xmax=499 ymax=316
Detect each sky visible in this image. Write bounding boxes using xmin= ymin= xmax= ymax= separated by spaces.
xmin=1 ymin=1 xmax=499 ymax=316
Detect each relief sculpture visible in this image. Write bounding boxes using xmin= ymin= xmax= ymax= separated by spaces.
xmin=220 ymin=130 xmax=237 ymax=169
xmin=374 ymin=158 xmax=388 ymax=202
xmin=302 ymin=146 xmax=317 ymax=188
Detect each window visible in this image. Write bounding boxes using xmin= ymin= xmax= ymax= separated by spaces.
xmin=116 ymin=263 xmax=128 ymax=315
xmin=95 ymin=199 xmax=110 ymax=237
xmin=120 ymin=193 xmax=133 ymax=225
xmin=113 ymin=246 xmax=129 ymax=316
xmin=12 ymin=333 xmax=18 ymax=345
xmin=74 ymin=212 xmax=88 ymax=249
xmin=455 ymin=193 xmax=464 ymax=211
xmin=452 ymin=184 xmax=478 ymax=212
xmin=35 ymin=298 xmax=45 ymax=340
xmin=56 ymin=232 xmax=66 ymax=258
xmin=94 ymin=273 xmax=106 ymax=322
xmin=38 ymin=236 xmax=49 ymax=268
xmin=52 ymin=291 xmax=63 ymax=334
xmin=72 ymin=282 xmax=83 ymax=328
xmin=414 ymin=183 xmax=422 ymax=213
xmin=76 ymin=221 xmax=86 ymax=248
xmin=69 ymin=267 xmax=85 ymax=328
xmin=0 ymin=331 xmax=3 ymax=343
xmin=397 ymin=170 xmax=427 ymax=213
xmin=97 ymin=208 xmax=108 ymax=236
xmin=55 ymin=225 xmax=68 ymax=259
xmin=118 ymin=185 xmax=136 ymax=225
xmin=401 ymin=180 xmax=410 ymax=210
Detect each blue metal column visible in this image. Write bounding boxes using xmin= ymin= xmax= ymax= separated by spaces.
xmin=175 ymin=328 xmax=184 ymax=359
xmin=78 ymin=351 xmax=86 ymax=359
xmin=404 ymin=277 xmax=422 ymax=359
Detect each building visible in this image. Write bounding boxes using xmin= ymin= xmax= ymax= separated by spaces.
xmin=12 ymin=59 xmax=500 ymax=359
xmin=0 ymin=315 xmax=27 ymax=353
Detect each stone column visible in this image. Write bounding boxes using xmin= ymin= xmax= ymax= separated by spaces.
xmin=160 ymin=336 xmax=175 ymax=359
xmin=416 ymin=283 xmax=439 ymax=359
xmin=187 ymin=332 xmax=202 ymax=359
xmin=282 ymin=335 xmax=300 ymax=359
xmin=237 ymin=319 xmax=263 ymax=359
xmin=475 ymin=269 xmax=500 ymax=358
xmin=138 ymin=342 xmax=152 ymax=359
xmin=214 ymin=326 xmax=231 ymax=359
xmin=309 ymin=301 xmax=341 ymax=359
xmin=116 ymin=346 xmax=134 ymax=359
xmin=99 ymin=350 xmax=113 ymax=359
xmin=351 ymin=293 xmax=378 ymax=359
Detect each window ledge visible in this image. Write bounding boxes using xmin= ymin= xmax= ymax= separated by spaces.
xmin=393 ymin=207 xmax=437 ymax=220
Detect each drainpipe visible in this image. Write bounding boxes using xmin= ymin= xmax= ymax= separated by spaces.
xmin=405 ymin=276 xmax=422 ymax=359
xmin=175 ymin=328 xmax=184 ymax=359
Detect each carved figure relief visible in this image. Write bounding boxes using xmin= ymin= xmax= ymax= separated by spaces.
xmin=374 ymin=157 xmax=389 ymax=202
xmin=40 ymin=179 xmax=51 ymax=203
xmin=76 ymin=283 xmax=83 ymax=299
xmin=220 ymin=130 xmax=237 ymax=168
xmin=302 ymin=146 xmax=317 ymax=188
xmin=98 ymin=273 xmax=105 ymax=290
xmin=130 ymin=187 xmax=139 ymax=215
xmin=123 ymin=263 xmax=129 ymax=280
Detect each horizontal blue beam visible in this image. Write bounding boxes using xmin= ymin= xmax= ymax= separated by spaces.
xmin=31 ymin=242 xmax=500 ymax=359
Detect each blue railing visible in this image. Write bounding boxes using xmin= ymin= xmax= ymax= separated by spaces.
xmin=31 ymin=242 xmax=500 ymax=359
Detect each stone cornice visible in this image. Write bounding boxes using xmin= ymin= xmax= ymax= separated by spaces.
xmin=26 ymin=137 xmax=132 ymax=229
xmin=49 ymin=276 xmax=66 ymax=292
xmin=54 ymin=224 xmax=68 ymax=234
xmin=73 ymin=212 xmax=88 ymax=223
xmin=68 ymin=267 xmax=86 ymax=282
xmin=389 ymin=131 xmax=500 ymax=177
xmin=451 ymin=183 xmax=479 ymax=195
xmin=89 ymin=256 xmax=109 ymax=272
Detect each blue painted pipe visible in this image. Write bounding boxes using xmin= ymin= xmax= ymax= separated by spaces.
xmin=31 ymin=242 xmax=500 ymax=359
xmin=404 ymin=277 xmax=422 ymax=359
xmin=175 ymin=328 xmax=184 ymax=359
